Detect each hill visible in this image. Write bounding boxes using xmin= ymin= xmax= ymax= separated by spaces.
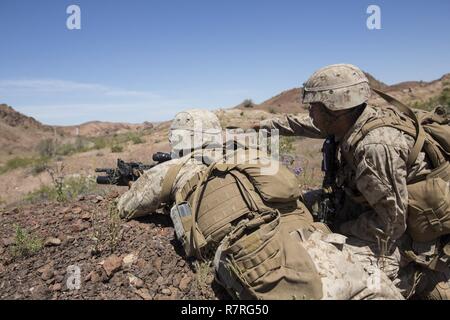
xmin=235 ymin=72 xmax=450 ymax=114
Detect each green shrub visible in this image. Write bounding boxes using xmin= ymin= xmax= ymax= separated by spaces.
xmin=55 ymin=138 xmax=90 ymax=156
xmin=56 ymin=143 xmax=74 ymax=156
xmin=129 ymin=133 xmax=144 ymax=144
xmin=242 ymin=99 xmax=254 ymax=108
xmin=92 ymin=137 xmax=108 ymax=150
xmin=36 ymin=139 xmax=56 ymax=158
xmin=411 ymin=89 xmax=450 ymax=111
xmin=111 ymin=145 xmax=123 ymax=153
xmin=30 ymin=158 xmax=50 ymax=176
xmin=25 ymin=176 xmax=98 ymax=203
xmin=438 ymin=88 xmax=450 ymax=107
xmin=11 ymin=225 xmax=43 ymax=258
xmin=0 ymin=157 xmax=36 ymax=174
xmin=44 ymin=132 xmax=149 ymax=155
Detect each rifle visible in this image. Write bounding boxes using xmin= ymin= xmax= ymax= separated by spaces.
xmin=318 ymin=135 xmax=339 ymax=225
xmin=95 ymin=152 xmax=172 ymax=186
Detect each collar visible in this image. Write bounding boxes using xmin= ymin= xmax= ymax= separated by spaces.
xmin=340 ymin=105 xmax=379 ymax=153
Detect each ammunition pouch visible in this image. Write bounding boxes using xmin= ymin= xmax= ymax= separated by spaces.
xmin=215 ymin=211 xmax=323 ymax=300
xmin=407 ymin=162 xmax=450 ymax=243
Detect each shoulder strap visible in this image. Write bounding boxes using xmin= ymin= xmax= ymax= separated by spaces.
xmin=370 ymin=88 xmax=426 ymax=168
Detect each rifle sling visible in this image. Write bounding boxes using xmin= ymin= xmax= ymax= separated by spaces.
xmin=372 ymin=88 xmax=426 ymax=168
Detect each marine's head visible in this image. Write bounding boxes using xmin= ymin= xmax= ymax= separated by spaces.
xmin=169 ymin=109 xmax=222 ymax=157
xmin=302 ymin=64 xmax=370 ymax=137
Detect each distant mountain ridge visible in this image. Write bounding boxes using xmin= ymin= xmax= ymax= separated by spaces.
xmin=1 ymin=71 xmax=448 ymax=158
xmin=235 ymin=72 xmax=450 ymax=114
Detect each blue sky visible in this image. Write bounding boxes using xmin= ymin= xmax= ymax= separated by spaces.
xmin=0 ymin=0 xmax=449 ymax=125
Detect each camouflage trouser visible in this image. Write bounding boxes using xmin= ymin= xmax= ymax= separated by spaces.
xmin=296 ymin=230 xmax=404 ymax=299
xmin=302 ymin=189 xmax=450 ymax=299
xmin=214 ymin=228 xmax=404 ymax=300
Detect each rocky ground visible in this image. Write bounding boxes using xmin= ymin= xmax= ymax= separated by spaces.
xmin=0 ymin=192 xmax=229 ymax=300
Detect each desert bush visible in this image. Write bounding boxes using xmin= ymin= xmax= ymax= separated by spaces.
xmin=36 ymin=138 xmax=56 ymax=158
xmin=111 ymin=145 xmax=124 ymax=153
xmin=192 ymin=260 xmax=212 ymax=298
xmin=0 ymin=157 xmax=36 ymax=174
xmin=11 ymin=225 xmax=43 ymax=258
xmin=269 ymin=107 xmax=276 ymax=114
xmin=38 ymin=133 xmax=142 ymax=158
xmin=56 ymin=138 xmax=90 ymax=156
xmin=106 ymin=203 xmax=122 ymax=251
xmin=242 ymin=99 xmax=254 ymax=108
xmin=25 ymin=175 xmax=98 ymax=203
xmin=438 ymin=87 xmax=450 ymax=107
xmin=91 ymin=202 xmax=123 ymax=254
xmin=92 ymin=136 xmax=108 ymax=150
xmin=30 ymin=158 xmax=50 ymax=176
xmin=412 ymin=88 xmax=450 ymax=111
xmin=129 ymin=133 xmax=144 ymax=144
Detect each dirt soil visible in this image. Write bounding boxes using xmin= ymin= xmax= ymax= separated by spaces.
xmin=0 ymin=193 xmax=229 ymax=300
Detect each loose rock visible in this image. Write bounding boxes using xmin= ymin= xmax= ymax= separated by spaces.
xmin=179 ymin=275 xmax=192 ymax=292
xmin=128 ymin=274 xmax=144 ymax=289
xmin=135 ymin=288 xmax=153 ymax=300
xmin=102 ymin=255 xmax=122 ymax=277
xmin=44 ymin=237 xmax=62 ymax=247
xmin=122 ymin=253 xmax=137 ymax=269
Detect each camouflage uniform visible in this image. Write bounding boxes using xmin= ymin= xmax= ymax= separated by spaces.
xmin=262 ymin=64 xmax=450 ymax=298
xmin=260 ymin=106 xmax=416 ymax=283
xmin=263 ymin=105 xmax=430 ymax=241
xmin=118 ymin=150 xmax=403 ymax=299
xmin=117 ymin=109 xmax=403 ymax=300
xmin=260 ymin=114 xmax=324 ymax=139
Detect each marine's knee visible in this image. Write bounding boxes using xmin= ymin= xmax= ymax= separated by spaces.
xmin=420 ymin=269 xmax=450 ymax=300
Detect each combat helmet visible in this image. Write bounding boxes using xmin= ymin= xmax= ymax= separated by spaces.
xmin=169 ymin=109 xmax=222 ymax=155
xmin=302 ymin=64 xmax=370 ymax=111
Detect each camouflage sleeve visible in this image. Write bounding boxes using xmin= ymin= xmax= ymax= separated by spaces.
xmin=117 ymin=157 xmax=206 ymax=219
xmin=116 ymin=160 xmax=174 ymax=219
xmin=260 ymin=114 xmax=325 ymax=139
xmin=340 ymin=141 xmax=409 ymax=244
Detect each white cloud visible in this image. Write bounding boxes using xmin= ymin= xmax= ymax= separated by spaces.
xmin=0 ymin=79 xmax=106 ymax=93
xmin=0 ymin=79 xmax=158 ymax=98
xmin=0 ymin=78 xmax=189 ymax=124
xmin=0 ymin=78 xmax=252 ymax=125
xmin=17 ymin=102 xmax=189 ymax=124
